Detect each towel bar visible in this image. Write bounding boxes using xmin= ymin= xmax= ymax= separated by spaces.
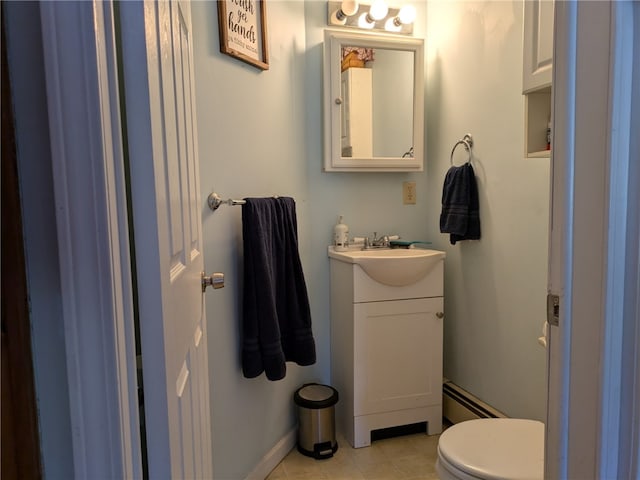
xmin=450 ymin=134 xmax=474 ymax=165
xmin=207 ymin=192 xmax=246 ymax=211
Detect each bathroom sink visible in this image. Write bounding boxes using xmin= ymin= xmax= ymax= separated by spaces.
xmin=328 ymin=247 xmax=445 ymax=287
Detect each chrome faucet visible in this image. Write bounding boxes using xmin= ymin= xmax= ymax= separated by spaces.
xmin=363 ymin=232 xmax=390 ymax=249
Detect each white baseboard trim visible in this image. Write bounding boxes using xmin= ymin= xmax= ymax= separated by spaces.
xmin=245 ymin=427 xmax=297 ymax=480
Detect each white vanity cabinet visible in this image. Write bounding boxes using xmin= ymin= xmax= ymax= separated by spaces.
xmin=329 ymin=255 xmax=444 ymax=448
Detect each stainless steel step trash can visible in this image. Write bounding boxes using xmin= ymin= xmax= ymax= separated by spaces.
xmin=293 ymin=383 xmax=339 ymax=459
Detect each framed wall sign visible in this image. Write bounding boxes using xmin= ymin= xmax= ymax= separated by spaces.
xmin=217 ymin=0 xmax=269 ymax=71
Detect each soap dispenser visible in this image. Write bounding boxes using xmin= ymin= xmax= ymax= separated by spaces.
xmin=333 ymin=215 xmax=349 ymax=251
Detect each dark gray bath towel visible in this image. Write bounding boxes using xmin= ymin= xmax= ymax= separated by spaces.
xmin=241 ymin=197 xmax=316 ymax=381
xmin=440 ymin=163 xmax=481 ymax=245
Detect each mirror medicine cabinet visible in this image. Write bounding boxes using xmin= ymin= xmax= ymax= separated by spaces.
xmin=323 ymin=29 xmax=424 ymax=172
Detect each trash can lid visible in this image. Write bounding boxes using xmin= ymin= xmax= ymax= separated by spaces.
xmin=294 ymin=383 xmax=339 ymax=409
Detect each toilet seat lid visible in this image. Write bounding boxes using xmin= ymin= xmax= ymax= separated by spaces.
xmin=438 ymin=419 xmax=544 ymax=480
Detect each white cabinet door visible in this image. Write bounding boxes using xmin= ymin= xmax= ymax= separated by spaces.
xmin=523 ymin=0 xmax=554 ymax=93
xmin=353 ymin=298 xmax=443 ymax=417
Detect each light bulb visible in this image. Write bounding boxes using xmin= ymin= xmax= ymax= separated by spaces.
xmin=330 ymin=10 xmax=347 ymax=25
xmin=384 ymin=17 xmax=402 ymax=32
xmin=358 ymin=12 xmax=375 ymax=28
xmin=368 ymin=0 xmax=389 ymax=21
xmin=341 ymin=1 xmax=359 ymax=16
xmin=398 ymin=5 xmax=416 ymax=25
xmin=330 ymin=1 xmax=359 ymax=25
xmin=331 ymin=9 xmax=347 ymax=25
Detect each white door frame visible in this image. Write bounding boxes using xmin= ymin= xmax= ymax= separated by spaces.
xmin=39 ymin=2 xmax=141 ymax=478
xmin=547 ymin=1 xmax=640 ymax=478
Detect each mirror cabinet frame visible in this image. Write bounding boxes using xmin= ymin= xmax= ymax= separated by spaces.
xmin=323 ymin=29 xmax=424 ymax=172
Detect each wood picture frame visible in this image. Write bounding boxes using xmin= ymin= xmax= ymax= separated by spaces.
xmin=217 ymin=0 xmax=269 ymax=71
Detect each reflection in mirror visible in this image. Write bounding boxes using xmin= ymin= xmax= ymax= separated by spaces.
xmin=340 ymin=46 xmax=414 ymax=159
xmin=324 ymin=30 xmax=424 ymax=172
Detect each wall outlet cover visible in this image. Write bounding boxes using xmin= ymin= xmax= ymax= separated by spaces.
xmin=403 ymin=181 xmax=416 ymax=205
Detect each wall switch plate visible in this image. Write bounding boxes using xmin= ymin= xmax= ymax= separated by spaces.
xmin=403 ymin=181 xmax=416 ymax=205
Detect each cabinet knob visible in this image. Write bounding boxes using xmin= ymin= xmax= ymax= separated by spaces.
xmin=436 ymin=312 xmax=444 ymax=319
xmin=335 ymin=97 xmax=343 ymax=105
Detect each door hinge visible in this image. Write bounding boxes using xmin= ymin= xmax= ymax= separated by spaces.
xmin=547 ymin=293 xmax=560 ymax=326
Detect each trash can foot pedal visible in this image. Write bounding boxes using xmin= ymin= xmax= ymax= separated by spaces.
xmin=297 ymin=440 xmax=339 ymax=460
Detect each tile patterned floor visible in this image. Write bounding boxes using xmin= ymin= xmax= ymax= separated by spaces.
xmin=266 ymin=431 xmax=441 ymax=480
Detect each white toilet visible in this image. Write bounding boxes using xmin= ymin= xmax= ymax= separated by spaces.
xmin=436 ymin=418 xmax=544 ymax=480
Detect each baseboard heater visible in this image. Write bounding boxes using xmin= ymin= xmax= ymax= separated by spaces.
xmin=442 ymin=379 xmax=506 ymax=424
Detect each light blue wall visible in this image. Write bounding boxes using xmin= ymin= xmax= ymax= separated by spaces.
xmin=191 ymin=3 xmax=322 ymax=478
xmin=424 ymin=1 xmax=549 ymax=421
xmin=303 ymin=1 xmax=433 ymax=373
xmin=193 ymin=0 xmax=548 ymax=476
xmin=194 ymin=2 xmax=548 ymax=476
xmin=373 ymin=49 xmax=415 ymax=157
xmin=192 ymin=1 xmax=431 ymax=477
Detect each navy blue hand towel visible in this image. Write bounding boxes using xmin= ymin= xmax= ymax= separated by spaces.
xmin=241 ymin=197 xmax=316 ymax=381
xmin=440 ymin=163 xmax=481 ymax=245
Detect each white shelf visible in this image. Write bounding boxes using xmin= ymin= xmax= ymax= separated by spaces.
xmin=528 ymin=149 xmax=551 ymax=158
xmin=524 ymin=87 xmax=551 ymax=158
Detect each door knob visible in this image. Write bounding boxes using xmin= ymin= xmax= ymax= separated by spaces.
xmin=436 ymin=312 xmax=444 ymax=319
xmin=202 ymin=272 xmax=224 ymax=292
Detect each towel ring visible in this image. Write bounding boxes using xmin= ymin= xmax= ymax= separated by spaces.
xmin=450 ymin=134 xmax=474 ymax=165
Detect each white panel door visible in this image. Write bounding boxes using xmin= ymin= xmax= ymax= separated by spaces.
xmin=119 ymin=1 xmax=212 ymax=478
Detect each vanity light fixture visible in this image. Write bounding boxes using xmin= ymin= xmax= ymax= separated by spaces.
xmin=327 ymin=1 xmax=415 ymax=35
